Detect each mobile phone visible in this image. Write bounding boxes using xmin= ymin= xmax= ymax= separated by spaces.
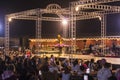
xmin=25 ymin=55 xmax=27 ymax=58
xmin=86 ymin=68 xmax=90 ymax=74
xmin=39 ymin=70 xmax=42 ymax=75
xmin=84 ymin=75 xmax=88 ymax=80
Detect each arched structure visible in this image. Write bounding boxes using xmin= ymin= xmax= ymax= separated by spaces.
xmin=46 ymin=4 xmax=62 ymax=10
xmin=5 ymin=0 xmax=120 ymax=55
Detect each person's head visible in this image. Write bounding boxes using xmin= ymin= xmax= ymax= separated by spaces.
xmin=45 ymin=56 xmax=48 ymax=61
xmin=56 ymin=61 xmax=59 ymax=65
xmin=116 ymin=69 xmax=120 ymax=80
xmin=65 ymin=59 xmax=69 ymax=63
xmin=64 ymin=67 xmax=70 ymax=74
xmin=104 ymin=62 xmax=111 ymax=69
xmin=80 ymin=65 xmax=85 ymax=72
xmin=101 ymin=59 xmax=106 ymax=65
xmin=51 ymin=55 xmax=54 ymax=58
xmin=90 ymin=59 xmax=94 ymax=63
xmin=96 ymin=60 xmax=101 ymax=64
xmin=73 ymin=59 xmax=78 ymax=66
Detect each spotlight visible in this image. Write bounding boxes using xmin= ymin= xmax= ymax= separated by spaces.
xmin=62 ymin=19 xmax=68 ymax=25
xmin=75 ymin=6 xmax=79 ymax=11
xmin=8 ymin=18 xmax=12 ymax=22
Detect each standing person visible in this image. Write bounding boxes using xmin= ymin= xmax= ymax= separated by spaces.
xmin=40 ymin=59 xmax=49 ymax=80
xmin=88 ymin=59 xmax=95 ymax=72
xmin=50 ymin=55 xmax=55 ymax=63
xmin=26 ymin=50 xmax=31 ymax=58
xmin=97 ymin=63 xmax=112 ymax=80
xmin=115 ymin=69 xmax=120 ymax=80
xmin=81 ymin=67 xmax=94 ymax=80
xmin=71 ymin=59 xmax=80 ymax=75
xmin=89 ymin=44 xmax=93 ymax=54
xmin=62 ymin=67 xmax=71 ymax=80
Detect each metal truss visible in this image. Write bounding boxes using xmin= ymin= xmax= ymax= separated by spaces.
xmin=70 ymin=0 xmax=120 ymax=55
xmin=36 ymin=9 xmax=42 ymax=50
xmin=100 ymin=15 xmax=107 ymax=55
xmin=7 ymin=9 xmax=37 ymax=19
xmin=71 ymin=0 xmax=120 ymax=6
xmin=5 ymin=4 xmax=70 ymax=53
xmin=70 ymin=6 xmax=76 ymax=54
xmin=76 ymin=4 xmax=120 ymax=12
xmin=13 ymin=15 xmax=100 ymax=21
xmin=5 ymin=16 xmax=9 ymax=54
xmin=5 ymin=0 xmax=120 ymax=55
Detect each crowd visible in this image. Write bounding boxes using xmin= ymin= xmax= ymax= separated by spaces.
xmin=78 ymin=42 xmax=120 ymax=57
xmin=0 ymin=51 xmax=120 ymax=80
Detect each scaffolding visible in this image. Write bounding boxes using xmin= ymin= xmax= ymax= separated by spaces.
xmin=5 ymin=0 xmax=120 ymax=54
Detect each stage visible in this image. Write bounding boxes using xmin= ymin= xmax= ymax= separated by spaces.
xmin=67 ymin=54 xmax=120 ymax=65
xmin=35 ymin=53 xmax=120 ymax=65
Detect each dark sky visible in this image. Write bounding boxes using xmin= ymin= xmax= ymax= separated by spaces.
xmin=0 ymin=0 xmax=120 ymax=38
xmin=0 ymin=0 xmax=73 ymax=38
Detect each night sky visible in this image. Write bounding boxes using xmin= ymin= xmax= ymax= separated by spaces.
xmin=0 ymin=0 xmax=73 ymax=38
xmin=0 ymin=0 xmax=120 ymax=38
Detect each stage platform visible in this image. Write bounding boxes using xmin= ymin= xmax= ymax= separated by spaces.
xmin=66 ymin=54 xmax=120 ymax=65
xmin=35 ymin=53 xmax=120 ymax=65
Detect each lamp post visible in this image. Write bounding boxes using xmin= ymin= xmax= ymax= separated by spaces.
xmin=62 ymin=19 xmax=68 ymax=54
